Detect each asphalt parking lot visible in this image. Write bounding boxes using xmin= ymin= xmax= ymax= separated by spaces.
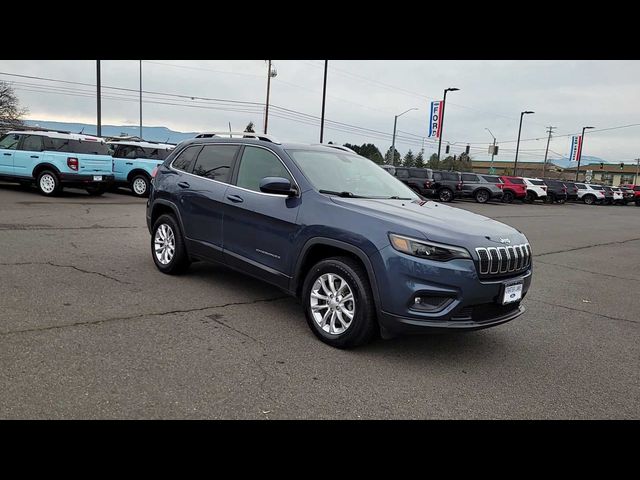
xmin=0 ymin=182 xmax=638 ymax=419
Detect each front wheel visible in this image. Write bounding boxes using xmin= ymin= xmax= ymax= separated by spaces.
xmin=523 ymin=191 xmax=536 ymax=203
xmin=438 ymin=188 xmax=454 ymax=202
xmin=502 ymin=191 xmax=514 ymax=203
xmin=151 ymin=214 xmax=191 ymax=274
xmin=37 ymin=170 xmax=61 ymax=196
xmin=556 ymin=196 xmax=566 ymax=204
xmin=302 ymin=256 xmax=377 ymax=349
xmin=583 ymin=194 xmax=596 ymax=205
xmin=131 ymin=174 xmax=150 ymax=198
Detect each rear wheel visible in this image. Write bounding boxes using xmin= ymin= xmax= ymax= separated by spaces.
xmin=583 ymin=194 xmax=596 ymax=205
xmin=130 ymin=174 xmax=150 ymax=198
xmin=501 ymin=191 xmax=514 ymax=203
xmin=438 ymin=188 xmax=454 ymax=202
xmin=474 ymin=189 xmax=490 ymax=203
xmin=545 ymin=193 xmax=555 ymax=204
xmin=556 ymin=196 xmax=566 ymax=204
xmin=302 ymin=256 xmax=377 ymax=349
xmin=37 ymin=170 xmax=61 ymax=196
xmin=524 ymin=191 xmax=536 ymax=203
xmin=151 ymin=214 xmax=190 ymax=274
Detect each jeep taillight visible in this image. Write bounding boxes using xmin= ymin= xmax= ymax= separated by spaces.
xmin=67 ymin=157 xmax=79 ymax=171
xmin=424 ymin=180 xmax=432 ymax=188
xmin=151 ymin=167 xmax=158 ymax=178
xmin=457 ymin=181 xmax=463 ymax=190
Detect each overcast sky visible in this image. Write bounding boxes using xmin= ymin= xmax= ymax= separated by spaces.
xmin=1 ymin=60 xmax=639 ymax=162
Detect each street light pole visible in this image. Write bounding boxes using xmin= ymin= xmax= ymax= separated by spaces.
xmin=390 ymin=107 xmax=418 ymax=166
xmin=542 ymin=125 xmax=556 ymax=177
xmin=96 ymin=60 xmax=101 ymax=137
xmin=437 ymin=87 xmax=460 ymax=161
xmin=514 ymin=110 xmax=534 ymax=176
xmin=139 ymin=60 xmax=143 ymax=139
xmin=574 ymin=126 xmax=595 ymax=181
xmin=634 ymin=158 xmax=639 ymax=184
xmin=485 ymin=128 xmax=496 ymax=173
xmin=320 ymin=60 xmax=328 ymax=143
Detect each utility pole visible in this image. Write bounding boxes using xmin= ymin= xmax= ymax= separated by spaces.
xmin=264 ymin=60 xmax=277 ymax=134
xmin=635 ymin=158 xmax=640 ymax=184
xmin=485 ymin=128 xmax=496 ymax=173
xmin=391 ymin=116 xmax=398 ymax=166
xmin=542 ymin=126 xmax=556 ymax=177
xmin=139 ymin=60 xmax=143 ymax=139
xmin=96 ymin=60 xmax=101 ymax=137
xmin=320 ymin=60 xmax=328 ymax=143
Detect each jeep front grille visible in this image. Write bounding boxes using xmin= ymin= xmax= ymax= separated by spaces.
xmin=475 ymin=244 xmax=531 ymax=276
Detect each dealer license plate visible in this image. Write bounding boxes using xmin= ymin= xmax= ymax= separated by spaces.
xmin=93 ymin=176 xmax=103 ymax=181
xmin=502 ymin=282 xmax=523 ymax=305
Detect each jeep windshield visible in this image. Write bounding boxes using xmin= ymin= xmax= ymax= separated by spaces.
xmin=286 ymin=149 xmax=419 ymax=200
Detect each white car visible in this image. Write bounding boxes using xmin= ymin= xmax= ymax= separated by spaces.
xmin=522 ymin=177 xmax=548 ymax=203
xmin=575 ymin=183 xmax=606 ymax=205
xmin=608 ymin=187 xmax=625 ymax=205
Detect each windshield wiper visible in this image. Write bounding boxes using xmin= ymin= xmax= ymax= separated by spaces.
xmin=386 ymin=196 xmax=414 ymax=200
xmin=319 ymin=189 xmax=366 ymax=198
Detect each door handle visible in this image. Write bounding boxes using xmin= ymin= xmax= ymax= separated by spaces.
xmin=125 ymin=162 xmax=133 ymax=165
xmin=3 ymin=153 xmax=10 ymax=156
xmin=30 ymin=155 xmax=39 ymax=158
xmin=177 ymin=181 xmax=190 ymax=189
xmin=226 ymin=194 xmax=244 ymax=203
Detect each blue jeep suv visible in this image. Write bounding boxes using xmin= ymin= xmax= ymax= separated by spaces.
xmin=0 ymin=130 xmax=114 ymax=196
xmin=146 ymin=133 xmax=533 ymax=348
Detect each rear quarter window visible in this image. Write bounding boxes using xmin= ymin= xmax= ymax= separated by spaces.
xmin=461 ymin=174 xmax=478 ymax=182
xmin=395 ymin=169 xmax=409 ymax=178
xmin=508 ymin=178 xmax=524 ymax=184
xmin=410 ymin=169 xmax=427 ymax=179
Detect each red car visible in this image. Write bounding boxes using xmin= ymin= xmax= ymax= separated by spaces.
xmin=498 ymin=176 xmax=528 ymax=203
xmin=619 ymin=184 xmax=640 ymax=206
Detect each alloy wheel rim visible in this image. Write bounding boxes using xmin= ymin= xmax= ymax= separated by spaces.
xmin=40 ymin=174 xmax=55 ymax=194
xmin=133 ymin=178 xmax=147 ymax=195
xmin=310 ymin=273 xmax=355 ymax=335
xmin=154 ymin=224 xmax=175 ymax=265
xmin=441 ymin=190 xmax=452 ymax=201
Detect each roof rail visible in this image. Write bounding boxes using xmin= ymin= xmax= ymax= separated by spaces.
xmin=194 ymin=131 xmax=281 ymax=144
xmin=0 ymin=124 xmax=72 ymax=135
xmin=312 ymin=143 xmax=356 ymax=153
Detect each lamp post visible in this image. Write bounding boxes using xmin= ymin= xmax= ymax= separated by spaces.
xmin=485 ymin=128 xmax=496 ymax=173
xmin=264 ymin=60 xmax=277 ymax=134
xmin=96 ymin=60 xmax=101 ymax=137
xmin=436 ymin=87 xmax=460 ymax=161
xmin=320 ymin=60 xmax=328 ymax=143
xmin=390 ymin=107 xmax=418 ymax=166
xmin=139 ymin=60 xmax=143 ymax=139
xmin=574 ymin=126 xmax=595 ymax=181
xmin=514 ymin=110 xmax=534 ymax=176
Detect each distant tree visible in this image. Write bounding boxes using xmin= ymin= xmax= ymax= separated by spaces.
xmin=427 ymin=153 xmax=440 ymax=169
xmin=0 ymin=81 xmax=27 ymax=129
xmin=244 ymin=121 xmax=255 ymax=133
xmin=403 ymin=149 xmax=416 ymax=167
xmin=415 ymin=150 xmax=425 ymax=169
xmin=384 ymin=146 xmax=401 ymax=165
xmin=343 ymin=143 xmax=362 ymax=155
xmin=503 ymin=167 xmax=513 ymax=176
xmin=328 ymin=141 xmax=334 ymax=144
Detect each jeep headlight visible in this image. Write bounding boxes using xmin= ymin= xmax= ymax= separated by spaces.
xmin=389 ymin=234 xmax=471 ymax=261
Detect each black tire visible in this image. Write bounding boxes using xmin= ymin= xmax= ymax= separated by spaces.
xmin=556 ymin=196 xmax=566 ymax=204
xmin=474 ymin=189 xmax=490 ymax=204
xmin=545 ymin=193 xmax=555 ymax=204
xmin=130 ymin=174 xmax=150 ymax=198
xmin=36 ymin=170 xmax=61 ymax=196
xmin=583 ymin=194 xmax=596 ymax=205
xmin=86 ymin=185 xmax=108 ymax=196
xmin=438 ymin=188 xmax=454 ymax=202
xmin=523 ymin=191 xmax=536 ymax=203
xmin=151 ymin=214 xmax=191 ymax=275
xmin=502 ymin=191 xmax=514 ymax=203
xmin=301 ymin=256 xmax=377 ymax=349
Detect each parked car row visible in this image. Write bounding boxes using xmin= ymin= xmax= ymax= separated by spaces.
xmin=0 ymin=129 xmax=175 ymax=197
xmin=381 ymin=165 xmax=640 ymax=207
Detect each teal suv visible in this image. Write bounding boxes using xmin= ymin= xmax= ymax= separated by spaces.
xmin=0 ymin=130 xmax=114 ymax=196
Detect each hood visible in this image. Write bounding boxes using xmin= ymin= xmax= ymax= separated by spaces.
xmin=330 ymin=197 xmax=527 ymax=249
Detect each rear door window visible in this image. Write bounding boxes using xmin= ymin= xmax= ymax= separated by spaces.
xmin=192 ymin=144 xmax=239 ymax=183
xmin=20 ymin=135 xmax=44 ymax=152
xmin=172 ymin=145 xmax=202 ymax=173
xmin=482 ymin=176 xmax=501 ymax=183
xmin=508 ymin=178 xmax=524 ymax=184
xmin=461 ymin=174 xmax=478 ymax=182
xmin=575 ymin=184 xmax=586 ymax=189
xmin=433 ymin=171 xmax=442 ymax=181
xmin=395 ymin=169 xmax=409 ymax=179
xmin=411 ymin=169 xmax=427 ymax=178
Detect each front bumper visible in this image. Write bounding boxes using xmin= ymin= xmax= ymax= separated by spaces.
xmin=59 ymin=173 xmax=114 ymax=187
xmin=372 ymin=245 xmax=532 ymax=335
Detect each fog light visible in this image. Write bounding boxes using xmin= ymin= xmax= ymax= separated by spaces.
xmin=410 ymin=294 xmax=454 ymax=312
xmin=414 ymin=297 xmax=422 ymax=304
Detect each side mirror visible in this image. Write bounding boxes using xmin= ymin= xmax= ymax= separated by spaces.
xmin=259 ymin=176 xmax=297 ymax=196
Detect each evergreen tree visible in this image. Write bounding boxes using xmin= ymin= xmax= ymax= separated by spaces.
xmin=384 ymin=146 xmax=401 ymax=165
xmin=244 ymin=121 xmax=255 ymax=133
xmin=427 ymin=153 xmax=440 ymax=169
xmin=403 ymin=149 xmax=416 ymax=167
xmin=415 ymin=150 xmax=425 ymax=169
